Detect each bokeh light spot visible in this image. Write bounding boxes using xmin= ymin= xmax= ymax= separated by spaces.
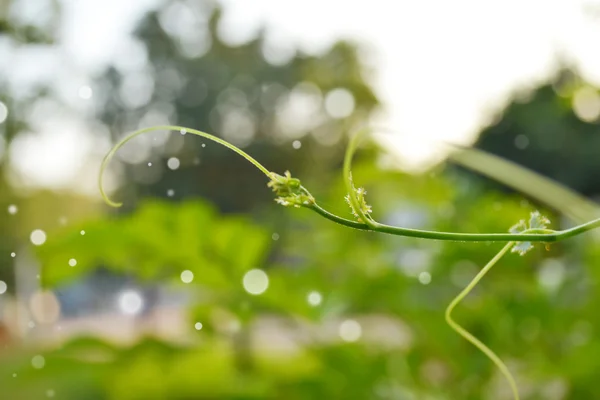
xmin=243 ymin=269 xmax=269 ymax=295
xmin=30 ymin=229 xmax=47 ymax=246
xmin=181 ymin=270 xmax=194 ymax=284
xmin=339 ymin=319 xmax=362 ymax=342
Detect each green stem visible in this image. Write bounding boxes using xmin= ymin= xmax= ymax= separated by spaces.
xmin=445 ymin=242 xmax=519 ymax=400
xmin=307 ymin=202 xmax=600 ymax=242
xmin=99 ymin=125 xmax=271 ymax=207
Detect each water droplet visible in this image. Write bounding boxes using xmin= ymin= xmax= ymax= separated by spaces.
xmin=242 ymin=269 xmax=269 ymax=295
xmin=10 ymin=252 xmax=15 ymax=258
xmin=307 ymin=291 xmax=322 ymax=306
xmin=339 ymin=319 xmax=362 ymax=342
xmin=78 ymin=86 xmax=92 ymax=99
xmin=31 ymin=355 xmax=45 ymax=369
xmin=418 ymin=271 xmax=431 ymax=285
xmin=118 ymin=290 xmax=143 ymax=315
xmin=68 ymin=258 xmax=77 ymax=267
xmin=167 ymin=157 xmax=180 ymax=170
xmin=180 ymin=270 xmax=194 ymax=284
xmin=0 ymin=280 xmax=7 ymax=295
xmin=7 ymin=204 xmax=17 ymax=215
xmin=30 ymin=230 xmax=47 ymax=246
xmin=194 ymin=322 xmax=203 ymax=330
xmin=167 ymin=189 xmax=175 ymax=197
xmin=292 ymin=140 xmax=302 ymax=149
xmin=271 ymin=233 xmax=279 ymax=241
xmin=80 ymin=230 xmax=85 ymax=235
xmin=180 ymin=129 xmax=187 ymax=135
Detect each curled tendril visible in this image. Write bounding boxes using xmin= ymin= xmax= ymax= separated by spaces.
xmin=99 ymin=125 xmax=272 ymax=207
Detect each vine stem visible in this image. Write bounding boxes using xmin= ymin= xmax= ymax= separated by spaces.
xmin=99 ymin=125 xmax=600 ymax=244
xmin=445 ymin=242 xmax=519 ymax=400
xmin=307 ymin=202 xmax=600 ymax=242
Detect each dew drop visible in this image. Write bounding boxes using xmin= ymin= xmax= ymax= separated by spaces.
xmin=180 ymin=129 xmax=187 ymax=135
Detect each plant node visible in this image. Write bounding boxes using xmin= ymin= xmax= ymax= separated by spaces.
xmin=268 ymin=171 xmax=314 ymax=208
xmin=509 ymin=211 xmax=552 ymax=255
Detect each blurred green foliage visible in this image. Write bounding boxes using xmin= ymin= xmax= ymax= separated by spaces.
xmin=2 ymin=0 xmax=600 ymax=399
xmin=0 ymin=157 xmax=596 ymax=399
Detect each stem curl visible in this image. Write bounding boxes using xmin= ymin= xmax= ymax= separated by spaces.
xmin=99 ymin=125 xmax=271 ymax=207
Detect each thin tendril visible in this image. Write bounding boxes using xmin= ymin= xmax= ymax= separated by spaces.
xmin=99 ymin=125 xmax=271 ymax=207
xmin=445 ymin=242 xmax=519 ymax=400
xmin=334 ymin=127 xmax=600 ymax=242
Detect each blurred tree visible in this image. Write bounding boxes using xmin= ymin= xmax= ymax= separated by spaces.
xmin=0 ymin=0 xmax=60 ymax=287
xmin=97 ymin=0 xmax=379 ymax=212
xmin=474 ymin=68 xmax=600 ymax=198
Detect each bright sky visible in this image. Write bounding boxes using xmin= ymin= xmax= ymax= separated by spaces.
xmin=6 ymin=0 xmax=600 ymax=190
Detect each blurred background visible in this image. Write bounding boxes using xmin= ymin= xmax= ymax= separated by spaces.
xmin=1 ymin=0 xmax=600 ymax=399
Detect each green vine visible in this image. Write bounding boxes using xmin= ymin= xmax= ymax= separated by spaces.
xmin=99 ymin=125 xmax=600 ymax=400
